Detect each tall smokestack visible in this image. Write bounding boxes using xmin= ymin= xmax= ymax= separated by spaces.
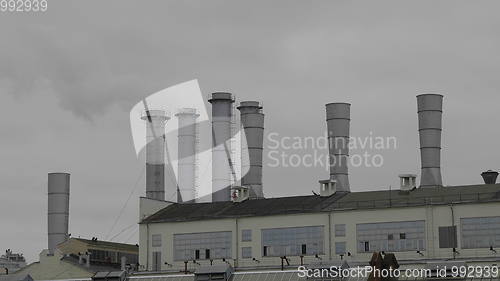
xmin=175 ymin=108 xmax=199 ymax=202
xmin=417 ymin=94 xmax=443 ymax=188
xmin=208 ymin=92 xmax=234 ymax=202
xmin=237 ymin=101 xmax=264 ymax=198
xmin=325 ymin=103 xmax=351 ymax=192
xmin=141 ymin=110 xmax=169 ymax=200
xmin=48 ymin=172 xmax=70 ymax=254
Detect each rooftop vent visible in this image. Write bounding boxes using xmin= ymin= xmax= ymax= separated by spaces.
xmin=318 ymin=179 xmax=337 ymax=197
xmin=194 ymin=264 xmax=233 ymax=281
xmin=481 ymin=170 xmax=499 ymax=184
xmin=92 ymin=271 xmax=126 ymax=281
xmin=399 ymin=174 xmax=417 ymax=191
xmin=230 ymin=186 xmax=250 ymax=203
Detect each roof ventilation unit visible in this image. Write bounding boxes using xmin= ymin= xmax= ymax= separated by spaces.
xmin=399 ymin=174 xmax=417 ymax=191
xmin=194 ymin=264 xmax=234 ymax=281
xmin=318 ymin=179 xmax=337 ymax=197
xmin=481 ymin=170 xmax=499 ymax=184
xmin=230 ymin=186 xmax=250 ymax=203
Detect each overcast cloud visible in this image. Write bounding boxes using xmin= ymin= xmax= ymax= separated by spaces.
xmin=1 ymin=0 xmax=500 ymax=262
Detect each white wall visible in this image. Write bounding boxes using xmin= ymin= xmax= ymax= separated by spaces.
xmin=139 ymin=201 xmax=500 ymax=272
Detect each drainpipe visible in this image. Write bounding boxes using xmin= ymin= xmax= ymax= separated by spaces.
xmin=450 ymin=204 xmax=456 ymax=259
xmin=235 ymin=218 xmax=239 ymax=268
xmin=328 ymin=213 xmax=332 ymax=261
xmin=146 ymin=224 xmax=150 ymax=271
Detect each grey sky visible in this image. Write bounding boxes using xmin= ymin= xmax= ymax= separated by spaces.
xmin=1 ymin=0 xmax=500 ymax=263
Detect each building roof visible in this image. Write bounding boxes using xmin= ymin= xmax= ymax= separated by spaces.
xmin=141 ymin=184 xmax=500 ymax=224
xmin=0 ymin=274 xmax=33 ymax=281
xmin=68 ymin=238 xmax=139 ymax=253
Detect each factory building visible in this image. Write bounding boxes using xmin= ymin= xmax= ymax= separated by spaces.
xmin=136 ymin=93 xmax=500 ymax=276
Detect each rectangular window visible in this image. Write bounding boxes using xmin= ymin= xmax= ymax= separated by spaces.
xmin=461 ymin=216 xmax=500 ymax=249
xmin=261 ymin=226 xmax=324 ymax=257
xmin=152 ymin=251 xmax=161 ymax=271
xmin=263 ymin=246 xmax=268 ymax=257
xmin=301 ymin=244 xmax=307 ymax=255
xmin=173 ymin=231 xmax=232 ymax=261
xmin=335 ymin=242 xmax=346 ymax=255
xmin=242 ymin=229 xmax=252 ymax=242
xmin=439 ymin=226 xmax=457 ymax=248
xmin=242 ymin=247 xmax=252 ymax=258
xmin=152 ymin=234 xmax=162 ymax=247
xmin=356 ymin=220 xmax=425 ymax=252
xmin=205 ymin=249 xmax=210 ymax=259
xmin=195 ymin=249 xmax=200 ymax=260
xmin=335 ymin=224 xmax=346 ymax=237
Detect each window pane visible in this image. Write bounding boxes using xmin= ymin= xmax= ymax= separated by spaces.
xmin=261 ymin=226 xmax=324 ymax=257
xmin=356 ymin=220 xmax=425 ymax=253
xmin=335 ymin=224 xmax=346 ymax=237
xmin=461 ymin=216 xmax=500 ymax=249
xmin=242 ymin=229 xmax=252 ymax=242
xmin=242 ymin=247 xmax=252 ymax=258
xmin=152 ymin=234 xmax=162 ymax=247
xmin=173 ymin=231 xmax=232 ymax=261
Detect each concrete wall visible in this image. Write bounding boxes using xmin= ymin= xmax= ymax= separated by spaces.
xmin=139 ymin=201 xmax=500 ymax=272
xmin=16 ymin=250 xmax=91 ymax=280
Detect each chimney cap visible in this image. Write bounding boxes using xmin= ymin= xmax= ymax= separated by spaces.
xmin=399 ymin=174 xmax=417 ymax=178
xmin=237 ymin=101 xmax=262 ymax=109
xmin=325 ymin=102 xmax=351 ymax=106
xmin=175 ymin=108 xmax=199 ymax=117
xmin=416 ymin=93 xmax=444 ymax=98
xmin=141 ymin=109 xmax=169 ymax=120
xmin=209 ymin=92 xmax=234 ymax=103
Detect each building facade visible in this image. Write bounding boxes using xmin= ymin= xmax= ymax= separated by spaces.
xmin=138 ymin=184 xmax=500 ymax=272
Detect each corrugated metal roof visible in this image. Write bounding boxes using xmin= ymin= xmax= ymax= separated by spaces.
xmin=141 ymin=184 xmax=500 ymax=224
xmin=73 ymin=238 xmax=139 ymax=252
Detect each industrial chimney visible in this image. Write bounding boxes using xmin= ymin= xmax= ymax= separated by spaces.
xmin=48 ymin=172 xmax=70 ymax=254
xmin=417 ymin=94 xmax=443 ymax=188
xmin=175 ymin=108 xmax=199 ymax=202
xmin=237 ymin=101 xmax=264 ymax=198
xmin=208 ymin=92 xmax=234 ymax=202
xmin=325 ymin=103 xmax=351 ymax=192
xmin=481 ymin=170 xmax=498 ymax=184
xmin=141 ymin=110 xmax=169 ymax=200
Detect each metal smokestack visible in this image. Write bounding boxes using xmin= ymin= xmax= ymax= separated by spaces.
xmin=417 ymin=94 xmax=443 ymax=188
xmin=325 ymin=103 xmax=351 ymax=192
xmin=175 ymin=108 xmax=199 ymax=202
xmin=208 ymin=92 xmax=234 ymax=202
xmin=48 ymin=172 xmax=70 ymax=254
xmin=237 ymin=101 xmax=264 ymax=198
xmin=141 ymin=110 xmax=169 ymax=200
